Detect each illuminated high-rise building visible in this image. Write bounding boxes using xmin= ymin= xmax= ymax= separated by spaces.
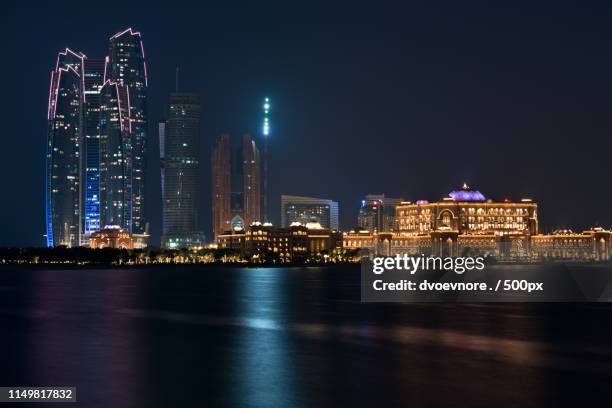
xmin=212 ymin=134 xmax=261 ymax=239
xmin=46 ymin=49 xmax=86 ymax=247
xmin=358 ymin=194 xmax=405 ymax=232
xmin=99 ymin=76 xmax=131 ymax=229
xmin=99 ymin=28 xmax=149 ymax=237
xmin=241 ymin=134 xmax=261 ymax=227
xmin=212 ymin=134 xmax=231 ymax=239
xmin=45 ymin=28 xmax=149 ymax=247
xmin=160 ymin=92 xmax=203 ymax=249
xmin=82 ymin=58 xmax=105 ymax=241
xmin=358 ymin=195 xmax=384 ymax=232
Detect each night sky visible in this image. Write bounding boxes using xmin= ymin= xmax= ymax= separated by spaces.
xmin=3 ymin=1 xmax=612 ymax=246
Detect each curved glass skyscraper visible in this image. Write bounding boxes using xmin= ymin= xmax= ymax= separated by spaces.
xmin=46 ymin=28 xmax=149 ymax=247
xmin=46 ymin=49 xmax=86 ymax=247
xmin=100 ymin=28 xmax=148 ymax=235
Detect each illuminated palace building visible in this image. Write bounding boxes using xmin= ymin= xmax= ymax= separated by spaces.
xmin=45 ymin=28 xmax=149 ymax=247
xmin=396 ymin=183 xmax=538 ymax=237
xmin=344 ymin=184 xmax=611 ymax=261
xmin=212 ymin=133 xmax=261 ymax=239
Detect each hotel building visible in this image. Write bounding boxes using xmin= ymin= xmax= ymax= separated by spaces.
xmin=89 ymin=225 xmax=134 ymax=249
xmin=211 ymin=133 xmax=261 ymax=239
xmin=396 ymin=183 xmax=538 ymax=237
xmin=281 ymin=195 xmax=339 ymax=230
xmin=217 ymin=222 xmax=342 ymax=262
xmin=344 ymin=184 xmax=610 ymax=261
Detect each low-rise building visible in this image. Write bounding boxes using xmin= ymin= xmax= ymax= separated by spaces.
xmin=345 ymin=184 xmax=610 ymax=262
xmin=89 ymin=226 xmax=134 ymax=249
xmin=217 ymin=222 xmax=342 ymax=262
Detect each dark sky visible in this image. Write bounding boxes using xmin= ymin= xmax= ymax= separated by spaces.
xmin=3 ymin=0 xmax=612 ymax=246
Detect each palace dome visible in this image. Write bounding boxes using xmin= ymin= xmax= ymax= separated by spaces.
xmin=449 ymin=183 xmax=486 ymax=202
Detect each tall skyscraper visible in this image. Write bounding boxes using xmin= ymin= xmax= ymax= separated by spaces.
xmin=160 ymin=92 xmax=203 ymax=249
xmin=100 ymin=28 xmax=148 ymax=236
xmin=45 ymin=28 xmax=149 ymax=247
xmin=281 ymin=195 xmax=339 ymax=230
xmin=212 ymin=134 xmax=261 ymax=239
xmin=82 ymin=58 xmax=105 ymax=241
xmin=242 ymin=134 xmax=261 ymax=228
xmin=99 ymin=76 xmax=132 ymax=229
xmin=46 ymin=49 xmax=86 ymax=247
xmin=212 ymin=134 xmax=231 ymax=240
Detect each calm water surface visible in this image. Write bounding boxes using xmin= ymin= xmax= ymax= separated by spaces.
xmin=1 ymin=265 xmax=611 ymax=407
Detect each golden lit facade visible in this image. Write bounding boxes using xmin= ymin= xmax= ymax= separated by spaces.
xmin=345 ymin=184 xmax=611 ymax=261
xmin=396 ymin=184 xmax=538 ymax=237
xmin=89 ymin=226 xmax=134 ymax=249
xmin=217 ymin=223 xmax=342 ymax=262
xmin=531 ymin=229 xmax=611 ymax=261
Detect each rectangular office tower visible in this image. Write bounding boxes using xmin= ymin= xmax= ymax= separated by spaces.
xmin=212 ymin=134 xmax=260 ymax=240
xmin=82 ymin=58 xmax=105 ymax=243
xmin=160 ymin=93 xmax=204 ymax=249
xmin=281 ymin=195 xmax=339 ymax=230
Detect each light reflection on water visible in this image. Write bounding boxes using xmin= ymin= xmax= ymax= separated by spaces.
xmin=1 ymin=265 xmax=612 ymax=407
xmin=235 ymin=269 xmax=298 ymax=407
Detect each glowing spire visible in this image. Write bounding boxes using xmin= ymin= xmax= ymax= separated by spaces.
xmin=263 ymin=97 xmax=270 ymax=137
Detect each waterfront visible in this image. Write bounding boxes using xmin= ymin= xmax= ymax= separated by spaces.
xmin=1 ymin=265 xmax=612 ymax=407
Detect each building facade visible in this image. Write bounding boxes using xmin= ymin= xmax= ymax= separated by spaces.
xmin=217 ymin=223 xmax=342 ymax=262
xmin=211 ymin=134 xmax=261 ymax=239
xmin=212 ymin=134 xmax=231 ymax=240
xmin=46 ymin=49 xmax=85 ymax=247
xmin=160 ymin=93 xmax=203 ymax=249
xmin=358 ymin=195 xmax=384 ymax=232
xmin=82 ymin=58 xmax=105 ymax=241
xmin=89 ymin=225 xmax=134 ymax=249
xmin=46 ymin=28 xmax=149 ymax=247
xmin=105 ymin=28 xmax=149 ymax=236
xmin=281 ymin=195 xmax=339 ymax=230
xmin=345 ymin=184 xmax=611 ymax=262
xmin=396 ymin=184 xmax=538 ymax=237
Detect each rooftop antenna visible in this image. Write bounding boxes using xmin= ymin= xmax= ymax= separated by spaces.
xmin=175 ymin=66 xmax=179 ymax=93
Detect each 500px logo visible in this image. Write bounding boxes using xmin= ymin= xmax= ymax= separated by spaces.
xmin=372 ymin=254 xmax=485 ymax=275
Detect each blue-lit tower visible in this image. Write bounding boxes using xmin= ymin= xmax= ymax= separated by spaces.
xmin=82 ymin=58 xmax=105 ymax=240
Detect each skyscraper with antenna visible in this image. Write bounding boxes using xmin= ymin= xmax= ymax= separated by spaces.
xmin=262 ymin=97 xmax=270 ymax=222
xmin=160 ymin=67 xmax=204 ymax=248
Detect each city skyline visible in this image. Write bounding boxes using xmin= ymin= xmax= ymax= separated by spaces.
xmin=5 ymin=1 xmax=612 ymax=246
